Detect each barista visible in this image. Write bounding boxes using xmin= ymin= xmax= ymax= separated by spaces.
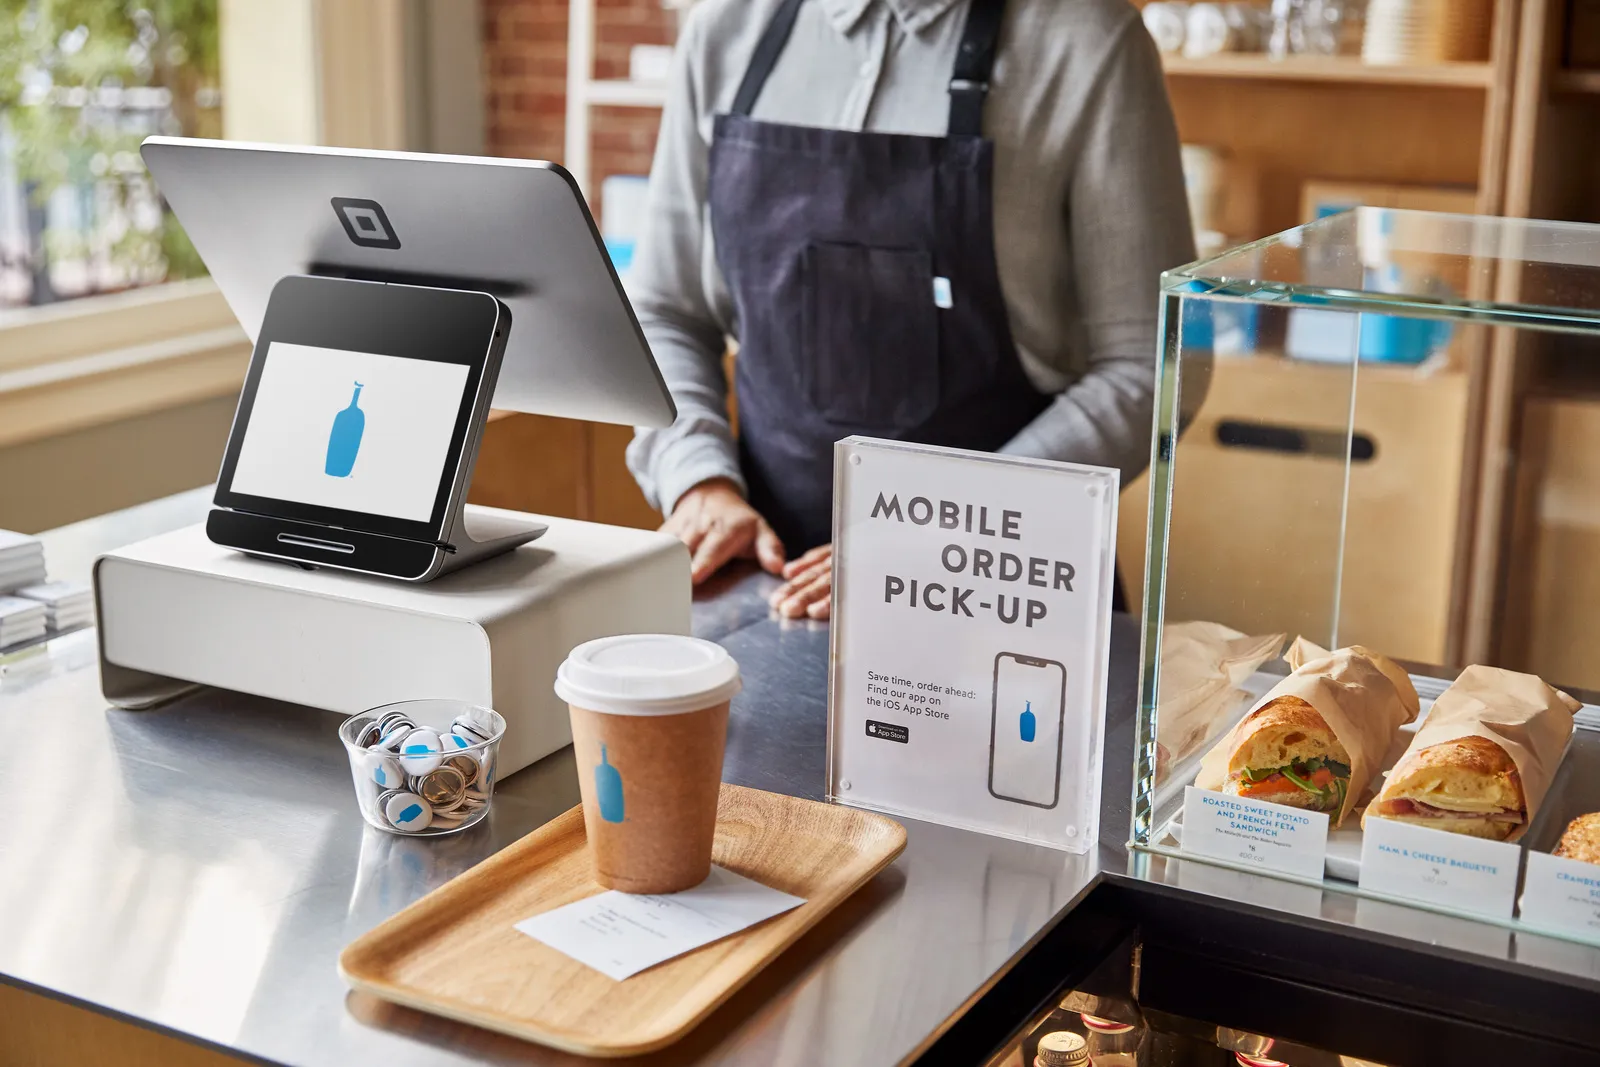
xmin=627 ymin=0 xmax=1194 ymax=618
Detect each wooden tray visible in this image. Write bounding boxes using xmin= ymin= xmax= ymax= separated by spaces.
xmin=339 ymin=783 xmax=906 ymax=1057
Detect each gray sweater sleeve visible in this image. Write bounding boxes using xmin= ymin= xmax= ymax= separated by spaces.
xmin=623 ymin=9 xmax=744 ymax=518
xmin=997 ymin=21 xmax=1195 ymax=484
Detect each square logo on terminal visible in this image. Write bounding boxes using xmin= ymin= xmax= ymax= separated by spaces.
xmin=331 ymin=197 xmax=401 ymax=249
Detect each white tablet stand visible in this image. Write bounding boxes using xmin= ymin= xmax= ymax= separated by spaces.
xmin=95 ymin=515 xmax=692 ymax=777
xmin=97 ymin=277 xmax=691 ymax=775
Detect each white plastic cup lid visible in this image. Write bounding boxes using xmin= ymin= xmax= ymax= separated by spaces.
xmin=554 ymin=634 xmax=741 ymax=716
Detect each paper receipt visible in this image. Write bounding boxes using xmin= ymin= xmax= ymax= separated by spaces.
xmin=514 ymin=866 xmax=806 ymax=980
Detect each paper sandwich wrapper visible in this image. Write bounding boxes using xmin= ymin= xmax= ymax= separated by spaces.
xmin=1155 ymin=621 xmax=1285 ymax=781
xmin=1364 ymin=664 xmax=1578 ymax=843
xmin=1195 ymin=638 xmax=1420 ymax=827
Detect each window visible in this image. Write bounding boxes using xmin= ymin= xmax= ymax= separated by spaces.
xmin=0 ymin=0 xmax=221 ymax=312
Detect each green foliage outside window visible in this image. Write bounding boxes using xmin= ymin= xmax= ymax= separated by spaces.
xmin=0 ymin=0 xmax=220 ymax=305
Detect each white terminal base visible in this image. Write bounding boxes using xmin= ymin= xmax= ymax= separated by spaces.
xmin=93 ymin=509 xmax=690 ymax=777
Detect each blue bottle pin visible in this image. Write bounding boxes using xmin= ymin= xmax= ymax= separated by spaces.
xmin=595 ymin=744 xmax=625 ymax=823
xmin=1020 ymin=700 xmax=1036 ymax=743
xmin=325 ymin=381 xmax=365 ymax=477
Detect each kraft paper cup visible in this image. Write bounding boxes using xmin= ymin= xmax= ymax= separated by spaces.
xmin=555 ymin=634 xmax=741 ymax=894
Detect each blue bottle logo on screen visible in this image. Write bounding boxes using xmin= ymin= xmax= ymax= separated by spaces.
xmin=325 ymin=382 xmax=365 ymax=477
xmin=1019 ymin=700 xmax=1036 ymax=743
xmin=595 ymin=744 xmax=625 ymax=823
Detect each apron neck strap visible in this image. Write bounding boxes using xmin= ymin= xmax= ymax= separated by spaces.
xmin=947 ymin=0 xmax=1007 ymax=137
xmin=730 ymin=0 xmax=806 ymax=117
xmin=730 ymin=0 xmax=1009 ymax=135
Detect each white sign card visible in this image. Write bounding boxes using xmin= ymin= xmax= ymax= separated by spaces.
xmin=1180 ymin=786 xmax=1330 ymax=880
xmin=1358 ymin=816 xmax=1521 ymax=918
xmin=1521 ymin=851 xmax=1600 ymax=940
xmin=827 ymin=437 xmax=1118 ymax=853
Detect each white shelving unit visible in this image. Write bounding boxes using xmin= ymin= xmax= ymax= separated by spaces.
xmin=564 ymin=0 xmax=670 ymax=197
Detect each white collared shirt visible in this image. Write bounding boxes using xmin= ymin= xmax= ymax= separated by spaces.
xmin=626 ymin=0 xmax=1195 ymax=518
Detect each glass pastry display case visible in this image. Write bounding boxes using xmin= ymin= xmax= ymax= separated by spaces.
xmin=1130 ymin=208 xmax=1600 ymax=946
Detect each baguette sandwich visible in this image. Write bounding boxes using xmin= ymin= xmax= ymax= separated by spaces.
xmin=1196 ymin=642 xmax=1417 ymax=828
xmin=1366 ymin=735 xmax=1524 ymax=841
xmin=1552 ymin=813 xmax=1600 ymax=864
xmin=1221 ymin=696 xmax=1351 ymax=814
xmin=1363 ymin=664 xmax=1576 ymax=843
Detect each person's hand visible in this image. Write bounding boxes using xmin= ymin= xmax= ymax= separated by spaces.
xmin=662 ymin=478 xmax=785 ymax=585
xmin=769 ymin=544 xmax=832 ymax=620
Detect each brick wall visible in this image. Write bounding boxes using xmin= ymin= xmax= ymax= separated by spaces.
xmin=482 ymin=0 xmax=676 ymax=223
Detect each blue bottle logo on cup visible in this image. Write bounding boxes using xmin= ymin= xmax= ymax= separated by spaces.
xmin=595 ymin=744 xmax=625 ymax=823
xmin=325 ymin=381 xmax=366 ymax=477
xmin=1020 ymin=700 xmax=1036 ymax=743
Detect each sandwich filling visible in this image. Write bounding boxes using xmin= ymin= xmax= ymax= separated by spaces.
xmin=1229 ymin=756 xmax=1350 ymax=812
xmin=1369 ymin=736 xmax=1526 ymax=836
xmin=1372 ymin=798 xmax=1523 ymax=824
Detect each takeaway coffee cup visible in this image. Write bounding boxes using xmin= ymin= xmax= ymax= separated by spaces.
xmin=554 ymin=634 xmax=741 ymax=893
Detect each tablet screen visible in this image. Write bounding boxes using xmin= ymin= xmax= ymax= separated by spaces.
xmin=229 ymin=341 xmax=472 ymax=523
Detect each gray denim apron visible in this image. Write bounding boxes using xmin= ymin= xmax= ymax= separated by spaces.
xmin=707 ymin=0 xmax=1049 ymax=554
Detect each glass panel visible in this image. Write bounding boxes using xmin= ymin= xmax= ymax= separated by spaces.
xmin=1168 ymin=208 xmax=1600 ymax=332
xmin=1336 ymin=321 xmax=1484 ymax=664
xmin=1135 ymin=294 xmax=1360 ymax=843
xmin=1133 ymin=209 xmax=1600 ymax=952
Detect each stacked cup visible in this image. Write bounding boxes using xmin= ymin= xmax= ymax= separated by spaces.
xmin=555 ymin=634 xmax=742 ymax=893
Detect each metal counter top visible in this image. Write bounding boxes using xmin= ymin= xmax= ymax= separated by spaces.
xmin=4 ymin=492 xmax=1599 ymax=1067
xmin=0 ymin=493 xmax=1120 ymax=1067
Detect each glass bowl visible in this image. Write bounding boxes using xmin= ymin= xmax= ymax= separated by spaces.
xmin=339 ymin=699 xmax=505 ymax=836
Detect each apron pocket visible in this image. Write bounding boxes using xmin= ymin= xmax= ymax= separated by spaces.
xmin=802 ymin=242 xmax=939 ymax=429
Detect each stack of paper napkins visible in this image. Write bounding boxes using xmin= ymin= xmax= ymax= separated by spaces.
xmin=0 ymin=531 xmax=45 ymax=594
xmin=17 ymin=581 xmax=93 ymax=633
xmin=0 ymin=596 xmax=46 ymax=646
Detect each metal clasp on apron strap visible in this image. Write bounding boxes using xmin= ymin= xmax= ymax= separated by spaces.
xmin=947 ymin=0 xmax=1006 ymax=137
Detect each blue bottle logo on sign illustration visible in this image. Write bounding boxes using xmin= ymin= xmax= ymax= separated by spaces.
xmin=595 ymin=744 xmax=625 ymax=823
xmin=1019 ymin=700 xmax=1036 ymax=743
xmin=325 ymin=382 xmax=366 ymax=477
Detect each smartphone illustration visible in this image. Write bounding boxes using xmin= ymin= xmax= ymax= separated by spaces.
xmin=988 ymin=652 xmax=1067 ymax=808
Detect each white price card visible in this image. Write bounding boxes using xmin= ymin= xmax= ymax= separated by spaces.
xmin=1180 ymin=786 xmax=1329 ymax=880
xmin=1358 ymin=816 xmax=1521 ymax=918
xmin=1520 ymin=851 xmax=1600 ymax=938
xmin=827 ymin=437 xmax=1118 ymax=853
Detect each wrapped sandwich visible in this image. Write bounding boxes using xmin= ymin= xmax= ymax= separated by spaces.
xmin=1196 ymin=639 xmax=1418 ymax=827
xmin=1154 ymin=621 xmax=1284 ymax=783
xmin=1366 ymin=665 xmax=1577 ymax=842
xmin=1553 ymin=813 xmax=1600 ymax=865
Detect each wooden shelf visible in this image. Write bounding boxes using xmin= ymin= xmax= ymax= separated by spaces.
xmin=1161 ymin=54 xmax=1494 ymax=88
xmin=1553 ymin=69 xmax=1600 ymax=94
